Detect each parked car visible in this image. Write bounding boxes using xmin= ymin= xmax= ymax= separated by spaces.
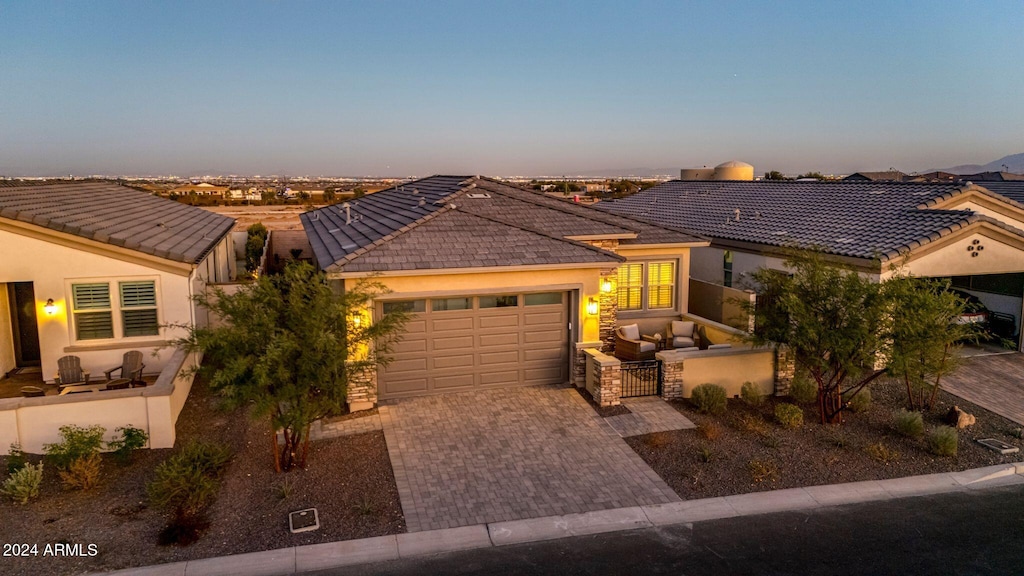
xmin=948 ymin=288 xmax=989 ymax=327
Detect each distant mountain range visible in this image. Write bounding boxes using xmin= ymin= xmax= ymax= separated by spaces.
xmin=931 ymin=153 xmax=1024 ymax=175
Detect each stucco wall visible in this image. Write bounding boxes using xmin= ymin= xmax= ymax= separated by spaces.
xmin=888 ymin=230 xmax=1024 ymax=279
xmin=0 ymin=284 xmax=15 ymax=376
xmin=658 ymin=346 xmax=775 ymax=398
xmin=0 ymin=348 xmax=200 ymax=453
xmin=0 ymin=227 xmax=201 ymax=380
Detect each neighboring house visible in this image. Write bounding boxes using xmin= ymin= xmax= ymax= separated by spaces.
xmin=171 ymin=182 xmax=230 ymax=197
xmin=596 ymin=180 xmax=1024 ymax=350
xmin=301 ymin=175 xmax=709 ymax=407
xmin=228 ymin=186 xmax=262 ymax=201
xmin=0 ymin=182 xmax=235 ymax=382
xmin=843 ymin=171 xmax=912 ymax=182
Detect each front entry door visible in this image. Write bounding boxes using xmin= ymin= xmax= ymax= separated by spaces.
xmin=9 ymin=282 xmax=41 ymax=367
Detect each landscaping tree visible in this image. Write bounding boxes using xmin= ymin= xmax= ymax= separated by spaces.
xmin=176 ymin=262 xmax=408 ymax=471
xmin=746 ymin=251 xmax=888 ymax=424
xmin=885 ymin=276 xmax=978 ymax=411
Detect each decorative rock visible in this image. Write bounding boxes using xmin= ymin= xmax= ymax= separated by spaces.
xmin=946 ymin=406 xmax=976 ymax=429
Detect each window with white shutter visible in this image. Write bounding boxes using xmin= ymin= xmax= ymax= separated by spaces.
xmin=120 ymin=281 xmax=159 ymax=337
xmin=72 ymin=283 xmax=114 ymax=340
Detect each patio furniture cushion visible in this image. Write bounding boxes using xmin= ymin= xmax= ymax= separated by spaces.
xmin=708 ymin=343 xmax=733 ymax=349
xmin=620 ymin=324 xmax=640 ymax=341
xmin=637 ymin=340 xmax=656 ymax=353
xmin=675 ymin=346 xmax=700 ymax=352
xmin=671 ymin=321 xmax=695 ymax=337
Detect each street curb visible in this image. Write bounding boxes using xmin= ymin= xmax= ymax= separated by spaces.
xmin=99 ymin=461 xmax=1024 ymax=576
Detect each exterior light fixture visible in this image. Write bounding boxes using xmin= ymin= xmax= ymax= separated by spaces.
xmin=44 ymin=299 xmax=57 ymax=315
xmin=600 ymin=280 xmax=612 ymax=293
xmin=352 ymin=315 xmax=362 ymax=327
xmin=587 ymin=297 xmax=599 ymax=316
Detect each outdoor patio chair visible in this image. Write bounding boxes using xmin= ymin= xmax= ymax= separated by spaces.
xmin=103 ymin=350 xmax=146 ymax=388
xmin=666 ymin=320 xmax=698 ymax=349
xmin=614 ymin=324 xmax=656 ymax=361
xmin=56 ymin=355 xmax=89 ymax=390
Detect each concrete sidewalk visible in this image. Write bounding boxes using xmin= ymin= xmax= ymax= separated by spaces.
xmin=100 ymin=462 xmax=1024 ymax=576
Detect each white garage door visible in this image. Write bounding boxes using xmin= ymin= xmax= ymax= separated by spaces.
xmin=378 ymin=292 xmax=570 ymax=399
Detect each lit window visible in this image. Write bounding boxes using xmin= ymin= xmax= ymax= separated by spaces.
xmin=648 ymin=262 xmax=675 ymax=309
xmin=617 ymin=264 xmax=643 ymax=311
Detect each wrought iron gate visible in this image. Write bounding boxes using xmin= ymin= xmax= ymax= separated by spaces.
xmin=620 ymin=359 xmax=661 ymax=397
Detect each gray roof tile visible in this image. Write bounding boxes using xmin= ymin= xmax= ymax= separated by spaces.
xmin=597 ymin=180 xmax=1023 ymax=260
xmin=0 ymin=182 xmax=234 ymax=264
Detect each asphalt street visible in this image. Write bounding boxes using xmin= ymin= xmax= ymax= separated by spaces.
xmin=313 ymin=485 xmax=1024 ymax=576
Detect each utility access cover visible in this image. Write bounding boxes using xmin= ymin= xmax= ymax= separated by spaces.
xmin=976 ymin=438 xmax=1020 ymax=455
xmin=289 ymin=508 xmax=320 ymax=534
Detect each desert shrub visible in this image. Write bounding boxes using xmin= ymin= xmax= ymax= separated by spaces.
xmin=1 ymin=462 xmax=43 ymax=504
xmin=643 ymin=432 xmax=672 ymax=449
xmin=1009 ymin=427 xmax=1023 ymax=440
xmin=865 ymin=442 xmax=899 ymax=463
xmin=735 ymin=412 xmax=770 ymax=435
xmin=698 ymin=445 xmax=714 ymax=463
xmin=697 ymin=422 xmax=722 ymax=441
xmin=893 ymin=410 xmax=924 ymax=439
xmin=740 ymin=381 xmax=765 ymax=407
xmin=847 ymin=389 xmax=872 ymax=413
xmin=107 ymin=426 xmax=149 ymax=465
xmin=775 ymin=403 xmax=804 ymax=429
xmin=928 ymin=426 xmax=958 ymax=457
xmin=273 ymin=478 xmax=296 ymax=501
xmin=59 ymin=453 xmax=102 ymax=491
xmin=6 ymin=443 xmax=27 ymax=475
xmin=44 ymin=425 xmax=105 ymax=470
xmin=748 ymin=459 xmax=779 ymax=483
xmin=148 ymin=441 xmax=232 ymax=545
xmin=789 ymin=372 xmax=818 ymax=404
xmin=760 ymin=433 xmax=782 ymax=449
xmin=245 ymin=223 xmax=269 ymax=272
xmin=691 ymin=384 xmax=727 ymax=415
xmin=825 ymin=430 xmax=848 ymax=449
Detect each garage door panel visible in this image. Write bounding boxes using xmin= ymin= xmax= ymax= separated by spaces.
xmin=384 ymin=377 xmax=429 ymax=395
xmin=432 ymin=317 xmax=474 ymax=332
xmin=378 ymin=293 xmax=569 ymax=399
xmin=524 ymin=311 xmax=563 ymax=325
xmin=479 ymin=333 xmax=519 ymax=347
xmin=433 ymin=335 xmax=474 ymax=351
xmin=433 ymin=374 xmax=475 ymax=390
xmin=524 ymin=348 xmax=564 ymax=362
xmin=479 ymin=315 xmax=519 ymax=329
xmin=394 ymin=339 xmax=428 ymax=354
xmin=524 ymin=329 xmax=564 ymax=344
xmin=479 ymin=370 xmax=519 ymax=386
xmin=478 ymin=350 xmax=519 ymax=365
xmin=432 ymin=354 xmax=475 ymax=369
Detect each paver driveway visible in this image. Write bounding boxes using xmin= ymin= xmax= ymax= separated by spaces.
xmin=379 ymin=385 xmax=681 ymax=532
xmin=943 ymin=352 xmax=1024 ymax=425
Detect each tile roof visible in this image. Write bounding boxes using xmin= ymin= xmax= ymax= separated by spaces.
xmin=596 ymin=180 xmax=1023 ymax=261
xmin=0 ymin=182 xmax=234 ymax=264
xmin=301 ymin=175 xmax=705 ymax=272
xmin=973 ymin=181 xmax=1024 ymax=205
xmin=338 ymin=209 xmax=623 ymax=272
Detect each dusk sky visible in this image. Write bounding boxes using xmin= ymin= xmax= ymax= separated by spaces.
xmin=1 ymin=1 xmax=1022 ymax=177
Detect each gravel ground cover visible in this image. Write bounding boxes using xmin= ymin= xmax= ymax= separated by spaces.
xmin=0 ymin=377 xmax=403 ymax=576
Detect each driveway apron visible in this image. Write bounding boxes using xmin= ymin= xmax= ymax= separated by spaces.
xmin=943 ymin=352 xmax=1024 ymax=425
xmin=378 ymin=385 xmax=681 ymax=532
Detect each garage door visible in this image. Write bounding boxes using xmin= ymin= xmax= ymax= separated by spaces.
xmin=378 ymin=292 xmax=570 ymax=399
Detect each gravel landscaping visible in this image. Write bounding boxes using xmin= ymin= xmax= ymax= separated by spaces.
xmin=0 ymin=377 xmax=404 ymax=576
xmin=625 ymin=378 xmax=1024 ymax=500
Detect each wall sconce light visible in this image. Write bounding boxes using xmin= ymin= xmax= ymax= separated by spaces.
xmin=586 ymin=297 xmax=599 ymax=316
xmin=44 ymin=299 xmax=57 ymax=316
xmin=600 ymin=280 xmax=612 ymax=293
xmin=352 ymin=314 xmax=362 ymax=327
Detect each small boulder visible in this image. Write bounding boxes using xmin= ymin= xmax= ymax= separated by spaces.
xmin=946 ymin=406 xmax=976 ymax=429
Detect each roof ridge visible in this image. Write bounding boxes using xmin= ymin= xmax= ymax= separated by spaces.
xmin=451 ymin=205 xmax=626 ymax=263
xmin=325 ymin=179 xmax=478 ymax=271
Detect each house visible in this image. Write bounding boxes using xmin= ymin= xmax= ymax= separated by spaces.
xmin=596 ymin=179 xmax=1024 ymax=349
xmin=301 ymin=175 xmax=710 ymax=408
xmin=170 ymin=182 xmax=230 ymax=197
xmin=842 ymin=171 xmax=912 ymax=182
xmin=228 ymin=186 xmax=262 ymax=201
xmin=0 ymin=181 xmax=235 ymax=381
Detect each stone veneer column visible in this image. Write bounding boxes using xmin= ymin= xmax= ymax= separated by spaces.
xmin=584 ymin=349 xmax=621 ymax=406
xmin=774 ymin=344 xmax=795 ymax=396
xmin=346 ymin=363 xmax=378 ymax=412
xmin=657 ymin=350 xmax=684 ymax=400
xmin=598 ymin=268 xmax=619 ymax=353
